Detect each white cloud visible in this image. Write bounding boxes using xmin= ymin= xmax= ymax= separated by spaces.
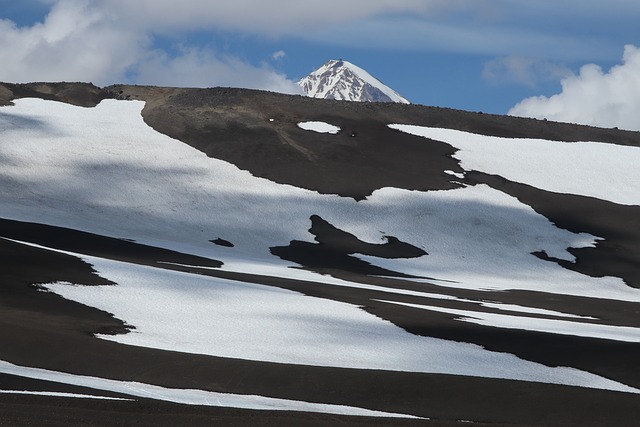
xmin=509 ymin=45 xmax=640 ymax=131
xmin=290 ymin=1 xmax=638 ymax=62
xmin=272 ymin=50 xmax=286 ymax=61
xmin=95 ymin=0 xmax=444 ymax=34
xmin=0 ymin=0 xmax=144 ymax=84
xmin=0 ymin=0 xmax=465 ymax=90
xmin=298 ymin=15 xmax=616 ymax=61
xmin=482 ymin=56 xmax=571 ymax=86
xmin=0 ymin=0 xmax=304 ymax=91
xmin=133 ymin=47 xmax=301 ymax=94
xmin=2 ymin=0 xmax=639 ymax=96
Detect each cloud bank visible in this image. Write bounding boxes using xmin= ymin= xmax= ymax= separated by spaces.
xmin=136 ymin=48 xmax=301 ymax=94
xmin=0 ymin=0 xmax=460 ymax=91
xmin=0 ymin=0 xmax=323 ymax=92
xmin=0 ymin=0 xmax=142 ymax=84
xmin=98 ymin=0 xmax=438 ymax=34
xmin=509 ymin=45 xmax=640 ymax=131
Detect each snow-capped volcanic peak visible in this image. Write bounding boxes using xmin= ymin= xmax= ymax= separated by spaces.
xmin=299 ymin=59 xmax=410 ymax=104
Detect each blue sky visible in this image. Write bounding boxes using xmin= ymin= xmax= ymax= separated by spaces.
xmin=1 ymin=1 xmax=639 ymax=128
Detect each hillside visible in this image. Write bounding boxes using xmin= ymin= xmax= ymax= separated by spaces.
xmin=1 ymin=82 xmax=640 ymax=426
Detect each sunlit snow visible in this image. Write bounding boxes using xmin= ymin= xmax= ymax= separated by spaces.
xmin=377 ymin=300 xmax=640 ymax=343
xmin=299 ymin=60 xmax=410 ymax=104
xmin=389 ymin=125 xmax=640 ymax=206
xmin=0 ymin=390 xmax=132 ymax=401
xmin=297 ymin=121 xmax=341 ymax=134
xmin=340 ymin=60 xmax=410 ymax=104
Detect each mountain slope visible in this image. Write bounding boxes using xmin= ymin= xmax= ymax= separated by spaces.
xmin=298 ymin=59 xmax=410 ymax=103
xmin=1 ymin=82 xmax=640 ymax=426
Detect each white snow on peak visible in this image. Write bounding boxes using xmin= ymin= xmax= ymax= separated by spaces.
xmin=298 ymin=59 xmax=410 ymax=104
xmin=297 ymin=121 xmax=341 ymax=134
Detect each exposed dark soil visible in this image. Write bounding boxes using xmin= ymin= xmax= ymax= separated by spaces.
xmin=0 ymin=82 xmax=108 ymax=107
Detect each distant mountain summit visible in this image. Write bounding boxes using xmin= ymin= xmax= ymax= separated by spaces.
xmin=298 ymin=59 xmax=410 ymax=104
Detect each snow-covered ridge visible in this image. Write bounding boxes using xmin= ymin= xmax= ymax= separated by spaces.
xmin=299 ymin=59 xmax=410 ymax=104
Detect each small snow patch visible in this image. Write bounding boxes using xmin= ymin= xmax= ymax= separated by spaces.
xmin=444 ymin=170 xmax=465 ymax=179
xmin=0 ymin=390 xmax=133 ymax=401
xmin=298 ymin=121 xmax=340 ymax=134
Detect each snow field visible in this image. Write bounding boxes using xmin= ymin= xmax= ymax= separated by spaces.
xmin=2 ymin=98 xmax=633 ymax=301
xmin=389 ymin=124 xmax=640 ymax=206
xmin=2 ymin=98 xmax=640 ymax=395
xmin=42 ymin=253 xmax=639 ymax=394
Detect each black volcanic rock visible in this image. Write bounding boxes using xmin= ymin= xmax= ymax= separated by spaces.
xmin=270 ymin=215 xmax=428 ymax=278
xmin=210 ymin=238 xmax=234 ymax=247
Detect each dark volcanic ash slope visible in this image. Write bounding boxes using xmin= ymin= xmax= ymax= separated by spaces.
xmin=0 ymin=82 xmax=108 ymax=107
